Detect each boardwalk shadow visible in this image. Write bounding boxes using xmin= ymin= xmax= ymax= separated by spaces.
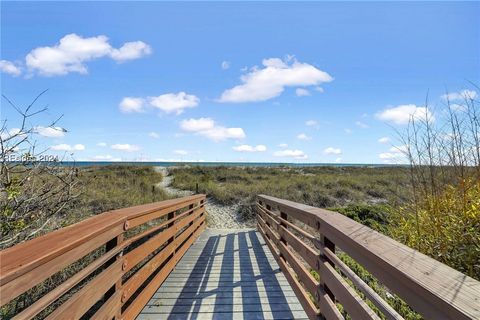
xmin=165 ymin=230 xmax=298 ymax=320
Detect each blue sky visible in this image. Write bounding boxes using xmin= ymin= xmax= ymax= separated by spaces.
xmin=1 ymin=1 xmax=479 ymax=163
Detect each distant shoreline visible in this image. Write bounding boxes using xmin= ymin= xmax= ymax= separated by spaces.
xmin=6 ymin=161 xmax=405 ymax=168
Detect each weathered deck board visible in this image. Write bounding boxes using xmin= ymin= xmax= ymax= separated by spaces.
xmin=137 ymin=229 xmax=308 ymax=320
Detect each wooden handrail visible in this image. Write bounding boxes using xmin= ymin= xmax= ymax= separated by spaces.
xmin=256 ymin=194 xmax=480 ymax=320
xmin=0 ymin=194 xmax=207 ymax=320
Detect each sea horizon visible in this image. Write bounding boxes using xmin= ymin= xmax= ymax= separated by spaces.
xmin=32 ymin=161 xmax=403 ymax=168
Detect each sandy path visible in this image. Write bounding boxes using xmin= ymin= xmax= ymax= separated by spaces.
xmin=154 ymin=167 xmax=254 ymax=229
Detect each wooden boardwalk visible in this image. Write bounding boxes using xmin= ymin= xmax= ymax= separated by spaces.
xmin=138 ymin=229 xmax=308 ymax=319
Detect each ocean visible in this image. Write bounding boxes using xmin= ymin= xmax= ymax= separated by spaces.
xmin=47 ymin=161 xmax=397 ymax=168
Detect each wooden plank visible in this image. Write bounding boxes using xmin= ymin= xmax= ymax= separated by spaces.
xmin=278 ymin=241 xmax=319 ymax=296
xmin=258 ymin=194 xmax=480 ymax=320
xmin=320 ymin=259 xmax=380 ymax=320
xmin=258 ymin=195 xmax=318 ymax=228
xmin=0 ymin=223 xmax=123 ymax=306
xmin=128 ymin=197 xmax=205 ymax=229
xmin=122 ymin=221 xmax=205 ymax=320
xmin=259 ymin=226 xmax=319 ymax=320
xmin=317 ymin=286 xmax=345 ymax=320
xmin=0 ymin=195 xmax=205 ymax=288
xmin=277 ymin=224 xmax=319 ymax=273
xmin=321 ymin=247 xmax=403 ymax=320
xmin=124 ymin=207 xmax=203 ymax=272
xmin=46 ymin=258 xmax=123 ymax=319
xmin=123 ymin=214 xmax=205 ymax=301
xmin=124 ymin=202 xmax=203 ymax=247
xmin=13 ymin=244 xmax=123 ymax=319
xmin=92 ymin=290 xmax=122 ymax=320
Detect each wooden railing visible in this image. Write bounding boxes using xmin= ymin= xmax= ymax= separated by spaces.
xmin=256 ymin=194 xmax=480 ymax=320
xmin=0 ymin=194 xmax=206 ymax=319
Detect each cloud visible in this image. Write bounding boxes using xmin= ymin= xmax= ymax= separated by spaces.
xmin=355 ymin=121 xmax=369 ymax=129
xmin=110 ymin=41 xmax=152 ymax=62
xmin=91 ymin=155 xmax=122 ymax=161
xmin=375 ymin=104 xmax=433 ymax=125
xmin=441 ymin=89 xmax=477 ymax=101
xmin=218 ymin=57 xmax=333 ymax=103
xmin=221 ymin=61 xmax=230 ymax=70
xmin=379 ymin=145 xmax=408 ymax=163
xmin=450 ymin=104 xmax=467 ymax=112
xmin=148 ymin=92 xmax=199 ymax=114
xmin=111 ymin=144 xmax=140 ymax=152
xmin=273 ymin=149 xmax=308 ymax=160
xmin=278 ymin=143 xmax=288 ymax=148
xmin=149 ymin=132 xmax=160 ymax=139
xmin=378 ymin=137 xmax=390 ymax=144
xmin=0 ymin=60 xmax=21 ymax=76
xmin=180 ymin=117 xmax=246 ymax=142
xmin=25 ymin=33 xmax=151 ymax=76
xmin=119 ymin=97 xmax=145 ymax=113
xmin=305 ymin=120 xmax=318 ymax=127
xmin=296 ymin=88 xmax=310 ymax=97
xmin=233 ymin=144 xmax=266 ymax=152
xmin=173 ymin=149 xmax=188 ymax=155
xmin=335 ymin=157 xmax=342 ymax=163
xmin=97 ymin=142 xmax=107 ymax=147
xmin=344 ymin=128 xmax=352 ymax=134
xmin=35 ymin=126 xmax=66 ymax=138
xmin=297 ymin=133 xmax=312 ymax=141
xmin=51 ymin=144 xmax=85 ymax=151
xmin=324 ymin=147 xmax=342 ymax=155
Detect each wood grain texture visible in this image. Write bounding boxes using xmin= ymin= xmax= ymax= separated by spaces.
xmin=138 ymin=229 xmax=308 ymax=320
xmin=258 ymin=194 xmax=480 ymax=320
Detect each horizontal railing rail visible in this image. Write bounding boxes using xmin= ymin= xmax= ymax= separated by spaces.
xmin=0 ymin=194 xmax=207 ymax=320
xmin=256 ymin=194 xmax=480 ymax=320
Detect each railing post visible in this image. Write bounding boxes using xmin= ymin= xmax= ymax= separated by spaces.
xmin=317 ymin=220 xmax=336 ymax=305
xmin=105 ymin=233 xmax=124 ymax=319
xmin=279 ymin=210 xmax=287 ymax=258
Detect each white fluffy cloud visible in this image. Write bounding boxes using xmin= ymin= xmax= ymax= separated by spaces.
xmin=295 ymin=88 xmax=310 ymax=97
xmin=278 ymin=143 xmax=288 ymax=148
xmin=97 ymin=142 xmax=107 ymax=147
xmin=218 ymin=57 xmax=333 ymax=103
xmin=51 ymin=144 xmax=85 ymax=151
xmin=111 ymin=144 xmax=140 ymax=152
xmin=110 ymin=41 xmax=152 ymax=62
xmin=25 ymin=34 xmax=151 ymax=76
xmin=149 ymin=132 xmax=160 ymax=139
xmin=378 ymin=137 xmax=390 ymax=144
xmin=119 ymin=97 xmax=145 ymax=113
xmin=324 ymin=147 xmax=342 ymax=155
xmin=379 ymin=145 xmax=408 ymax=163
xmin=180 ymin=117 xmax=246 ymax=142
xmin=0 ymin=60 xmax=21 ymax=76
xmin=273 ymin=149 xmax=308 ymax=160
xmin=221 ymin=61 xmax=230 ymax=70
xmin=297 ymin=133 xmax=312 ymax=141
xmin=233 ymin=144 xmax=266 ymax=152
xmin=305 ymin=120 xmax=318 ymax=127
xmin=35 ymin=126 xmax=66 ymax=138
xmin=441 ymin=89 xmax=477 ymax=101
xmin=148 ymin=92 xmax=199 ymax=114
xmin=375 ymin=104 xmax=433 ymax=125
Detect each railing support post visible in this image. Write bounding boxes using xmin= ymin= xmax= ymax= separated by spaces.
xmin=105 ymin=233 xmax=124 ymax=319
xmin=319 ymin=230 xmax=335 ymax=303
xmin=279 ymin=210 xmax=288 ymax=258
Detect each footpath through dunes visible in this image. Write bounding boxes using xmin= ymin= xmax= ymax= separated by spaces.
xmin=154 ymin=166 xmax=255 ymax=229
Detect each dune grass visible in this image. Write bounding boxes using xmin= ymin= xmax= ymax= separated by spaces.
xmin=170 ymin=165 xmax=411 ymax=220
